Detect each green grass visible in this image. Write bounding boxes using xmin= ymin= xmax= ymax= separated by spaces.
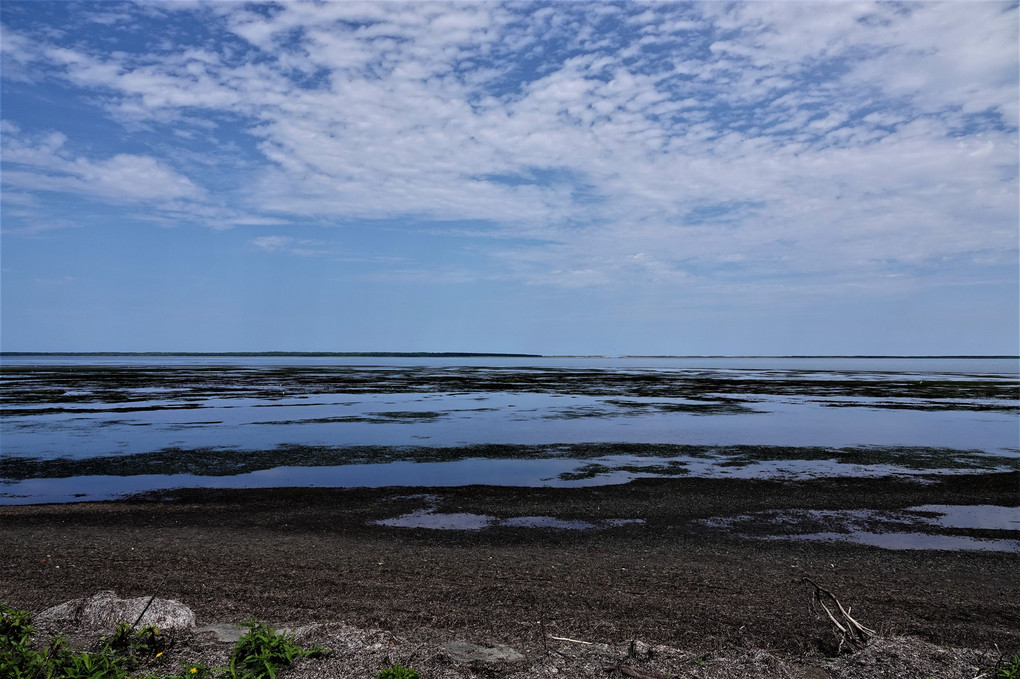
xmin=996 ymin=654 xmax=1020 ymax=679
xmin=0 ymin=603 xmax=332 ymax=679
xmin=220 ymin=619 xmax=330 ymax=679
xmin=375 ymin=664 xmax=420 ymax=679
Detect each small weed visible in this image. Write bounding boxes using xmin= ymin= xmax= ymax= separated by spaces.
xmin=375 ymin=663 xmax=421 ymax=679
xmin=996 ymin=654 xmax=1020 ymax=679
xmin=1 ymin=601 xmax=33 ymax=640
xmin=50 ymin=650 xmax=126 ymax=678
xmin=225 ymin=618 xmax=331 ymax=678
xmin=0 ymin=603 xmax=330 ymax=679
xmin=101 ymin=621 xmax=167 ymax=666
xmin=157 ymin=660 xmax=217 ymax=679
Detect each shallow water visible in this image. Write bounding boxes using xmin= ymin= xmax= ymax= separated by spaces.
xmin=3 ymin=386 xmax=1017 ymax=459
xmin=906 ymin=504 xmax=1020 ymax=530
xmin=1 ymin=358 xmax=1017 ymax=505
xmin=374 ymin=507 xmax=645 ymax=531
xmin=698 ymin=505 xmax=1020 ymax=553
xmin=1 ymin=455 xmax=1013 ymax=505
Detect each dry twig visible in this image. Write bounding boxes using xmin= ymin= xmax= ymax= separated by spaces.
xmin=802 ymin=577 xmax=876 ymax=653
xmin=550 ymin=635 xmax=594 ymax=645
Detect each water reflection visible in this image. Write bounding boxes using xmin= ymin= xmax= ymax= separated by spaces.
xmin=3 ymin=390 xmax=1017 ymax=459
xmin=698 ymin=505 xmax=1020 ymax=552
xmin=2 ymin=360 xmax=1016 ymax=505
xmin=375 ymin=508 xmax=645 ymax=531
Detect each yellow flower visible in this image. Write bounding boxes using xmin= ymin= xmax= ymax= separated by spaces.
xmin=155 ymin=652 xmax=163 ymax=658
xmin=190 ymin=669 xmax=198 ymax=674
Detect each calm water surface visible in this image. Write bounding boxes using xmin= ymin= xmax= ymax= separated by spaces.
xmin=2 ymin=356 xmax=1017 ymax=504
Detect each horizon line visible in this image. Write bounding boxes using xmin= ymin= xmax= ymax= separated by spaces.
xmin=1 ymin=352 xmax=1017 ymax=360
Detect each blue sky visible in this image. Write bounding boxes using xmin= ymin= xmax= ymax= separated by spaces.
xmin=1 ymin=1 xmax=1017 ymax=355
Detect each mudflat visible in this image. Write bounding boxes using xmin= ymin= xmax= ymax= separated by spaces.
xmin=2 ymin=472 xmax=1017 ymax=666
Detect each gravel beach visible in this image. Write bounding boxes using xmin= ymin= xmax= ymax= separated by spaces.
xmin=2 ymin=472 xmax=1017 ymax=677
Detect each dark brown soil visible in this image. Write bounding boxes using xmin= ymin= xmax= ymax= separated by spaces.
xmin=2 ymin=472 xmax=1018 ymax=664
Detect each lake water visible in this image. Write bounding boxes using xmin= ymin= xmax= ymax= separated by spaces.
xmin=1 ymin=355 xmax=1017 ymax=504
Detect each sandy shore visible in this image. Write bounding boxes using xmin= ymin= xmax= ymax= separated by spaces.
xmin=3 ymin=472 xmax=1017 ymax=664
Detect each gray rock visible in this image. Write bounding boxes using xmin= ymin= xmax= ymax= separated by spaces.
xmin=443 ymin=640 xmax=526 ymax=664
xmin=36 ymin=590 xmax=195 ymax=635
xmin=194 ymin=623 xmax=303 ymax=644
xmin=193 ymin=623 xmax=247 ymax=643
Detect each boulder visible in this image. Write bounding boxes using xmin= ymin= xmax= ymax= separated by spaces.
xmin=36 ymin=590 xmax=195 ymax=635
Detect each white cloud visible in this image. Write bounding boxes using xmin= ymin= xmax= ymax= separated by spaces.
xmin=1 ymin=123 xmax=203 ymax=203
xmin=250 ymin=234 xmax=336 ymax=257
xmin=251 ymin=235 xmax=296 ymax=252
xmin=1 ymin=1 xmax=1016 ymax=293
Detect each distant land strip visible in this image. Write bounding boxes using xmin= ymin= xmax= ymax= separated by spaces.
xmin=1 ymin=352 xmax=1016 ymax=359
xmin=0 ymin=351 xmax=545 ymax=358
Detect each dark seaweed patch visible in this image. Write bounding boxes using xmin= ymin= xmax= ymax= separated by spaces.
xmin=2 ymin=443 xmax=1016 ymax=481
xmin=0 ymin=403 xmax=205 ymax=416
xmin=819 ymin=400 xmax=1018 ymax=413
xmin=559 ymin=460 xmax=691 ymax=481
xmin=374 ymin=411 xmax=445 ymax=420
xmin=604 ymin=398 xmax=757 ymax=415
xmin=252 ymin=411 xmax=447 ymax=425
xmin=710 ymin=445 xmax=1015 ymax=471
xmin=3 ymin=364 xmax=1016 ymax=409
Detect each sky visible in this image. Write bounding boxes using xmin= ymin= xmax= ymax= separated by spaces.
xmin=1 ymin=1 xmax=1017 ymax=355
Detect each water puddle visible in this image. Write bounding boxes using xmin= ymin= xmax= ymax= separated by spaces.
xmin=772 ymin=531 xmax=1019 ymax=552
xmin=375 ymin=508 xmax=644 ymax=531
xmin=907 ymin=504 xmax=1019 ymax=530
xmin=698 ymin=505 xmax=1020 ymax=552
xmin=377 ymin=510 xmax=493 ymax=530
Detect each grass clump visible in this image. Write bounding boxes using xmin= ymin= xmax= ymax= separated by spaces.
xmin=995 ymin=654 xmax=1020 ymax=679
xmin=158 ymin=660 xmax=216 ymax=679
xmin=375 ymin=663 xmax=420 ymax=679
xmin=0 ymin=603 xmax=330 ymax=679
xmin=102 ymin=621 xmax=167 ymax=667
xmin=222 ymin=619 xmax=330 ymax=679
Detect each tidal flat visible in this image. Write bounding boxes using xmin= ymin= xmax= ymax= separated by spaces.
xmin=1 ymin=357 xmax=1018 ymax=674
xmin=1 ymin=473 xmax=1018 ymax=677
xmin=2 ymin=358 xmax=1017 ymax=503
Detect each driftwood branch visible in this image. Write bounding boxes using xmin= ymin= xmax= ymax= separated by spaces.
xmin=550 ymin=635 xmax=593 ymax=645
xmin=802 ymin=577 xmax=876 ymax=652
xmin=132 ymin=573 xmax=170 ymax=629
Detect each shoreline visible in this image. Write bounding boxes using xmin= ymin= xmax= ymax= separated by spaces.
xmin=4 ymin=352 xmax=1017 ymax=358
xmin=3 ymin=473 xmax=1017 ymax=666
xmin=4 ymin=443 xmax=1018 ymax=507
